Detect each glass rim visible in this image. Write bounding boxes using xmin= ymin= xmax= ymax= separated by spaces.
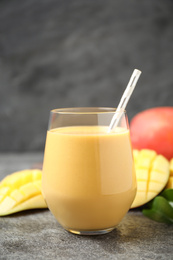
xmin=50 ymin=107 xmax=126 ymax=115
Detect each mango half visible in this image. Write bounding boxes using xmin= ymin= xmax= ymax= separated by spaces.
xmin=131 ymin=149 xmax=170 ymax=208
xmin=0 ymin=169 xmax=47 ymax=216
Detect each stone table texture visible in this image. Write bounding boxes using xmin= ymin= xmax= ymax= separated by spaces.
xmin=0 ymin=153 xmax=173 ymax=260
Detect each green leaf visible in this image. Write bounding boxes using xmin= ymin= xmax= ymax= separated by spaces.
xmin=160 ymin=189 xmax=173 ymax=207
xmin=153 ymin=196 xmax=173 ymax=219
xmin=142 ymin=208 xmax=173 ymax=225
xmin=142 ymin=195 xmax=173 ymax=225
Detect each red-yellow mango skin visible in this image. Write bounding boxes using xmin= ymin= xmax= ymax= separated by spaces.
xmin=130 ymin=107 xmax=173 ymax=160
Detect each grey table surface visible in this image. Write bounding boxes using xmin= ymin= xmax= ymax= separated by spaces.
xmin=0 ymin=153 xmax=172 ymax=260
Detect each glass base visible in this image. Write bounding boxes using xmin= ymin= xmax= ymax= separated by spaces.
xmin=66 ymin=227 xmax=115 ymax=235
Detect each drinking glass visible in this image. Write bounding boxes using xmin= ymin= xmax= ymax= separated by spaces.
xmin=42 ymin=107 xmax=136 ymax=235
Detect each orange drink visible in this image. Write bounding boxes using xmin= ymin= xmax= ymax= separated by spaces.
xmin=42 ymin=108 xmax=136 ymax=235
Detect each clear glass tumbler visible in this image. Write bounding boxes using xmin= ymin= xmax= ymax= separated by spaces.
xmin=42 ymin=107 xmax=136 ymax=235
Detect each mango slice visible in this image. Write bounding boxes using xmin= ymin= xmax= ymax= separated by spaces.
xmin=0 ymin=169 xmax=47 ymax=216
xmin=166 ymin=160 xmax=173 ymax=189
xmin=166 ymin=177 xmax=173 ymax=189
xmin=131 ymin=149 xmax=170 ymax=208
xmin=170 ymin=158 xmax=173 ymax=176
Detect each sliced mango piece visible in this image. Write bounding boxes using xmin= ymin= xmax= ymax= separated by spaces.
xmin=131 ymin=149 xmax=170 ymax=208
xmin=0 ymin=196 xmax=16 ymax=212
xmin=170 ymin=158 xmax=173 ymax=176
xmin=0 ymin=169 xmax=47 ymax=216
xmin=133 ymin=149 xmax=139 ymax=164
xmin=165 ymin=158 xmax=173 ymax=189
xmin=0 ymin=195 xmax=47 ymax=216
xmin=19 ymin=182 xmax=39 ymax=198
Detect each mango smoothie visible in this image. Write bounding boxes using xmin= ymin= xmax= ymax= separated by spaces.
xmin=42 ymin=125 xmax=136 ymax=234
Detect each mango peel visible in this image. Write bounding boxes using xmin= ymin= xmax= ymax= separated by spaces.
xmin=131 ymin=149 xmax=170 ymax=208
xmin=0 ymin=169 xmax=47 ymax=216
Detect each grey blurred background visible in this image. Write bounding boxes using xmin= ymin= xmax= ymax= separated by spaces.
xmin=0 ymin=0 xmax=173 ymax=152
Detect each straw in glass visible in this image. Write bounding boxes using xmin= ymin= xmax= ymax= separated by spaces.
xmin=107 ymin=69 xmax=142 ymax=133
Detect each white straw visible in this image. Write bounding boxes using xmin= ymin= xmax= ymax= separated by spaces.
xmin=107 ymin=69 xmax=142 ymax=133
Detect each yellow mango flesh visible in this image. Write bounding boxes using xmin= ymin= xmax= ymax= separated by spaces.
xmin=166 ymin=160 xmax=173 ymax=188
xmin=170 ymin=158 xmax=173 ymax=176
xmin=131 ymin=149 xmax=170 ymax=208
xmin=0 ymin=169 xmax=47 ymax=216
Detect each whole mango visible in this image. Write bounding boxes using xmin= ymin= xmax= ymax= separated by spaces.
xmin=130 ymin=107 xmax=173 ymax=160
